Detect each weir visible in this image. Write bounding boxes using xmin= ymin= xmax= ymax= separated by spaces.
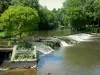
xmin=36 ymin=33 xmax=92 ymax=56
xmin=35 ymin=42 xmax=54 ymax=54
xmin=0 ymin=33 xmax=92 ymax=70
xmin=10 ymin=33 xmax=92 ymax=61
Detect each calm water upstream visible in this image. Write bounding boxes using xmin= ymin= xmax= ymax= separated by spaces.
xmin=37 ymin=35 xmax=100 ymax=75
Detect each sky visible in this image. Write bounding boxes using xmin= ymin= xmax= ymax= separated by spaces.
xmin=39 ymin=0 xmax=65 ymax=10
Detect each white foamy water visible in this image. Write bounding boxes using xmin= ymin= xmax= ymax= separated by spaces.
xmin=67 ymin=33 xmax=91 ymax=42
xmin=35 ymin=43 xmax=54 ymax=54
xmin=59 ymin=40 xmax=69 ymax=47
xmin=0 ymin=68 xmax=9 ymax=71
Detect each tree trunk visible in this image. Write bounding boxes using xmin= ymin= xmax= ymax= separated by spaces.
xmin=19 ymin=32 xmax=22 ymax=39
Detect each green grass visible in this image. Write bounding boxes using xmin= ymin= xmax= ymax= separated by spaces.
xmin=0 ymin=32 xmax=5 ymax=38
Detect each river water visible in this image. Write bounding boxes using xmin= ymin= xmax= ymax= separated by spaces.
xmin=37 ymin=35 xmax=100 ymax=75
xmin=0 ymin=29 xmax=100 ymax=75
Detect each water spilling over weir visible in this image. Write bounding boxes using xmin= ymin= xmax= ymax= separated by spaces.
xmin=37 ymin=33 xmax=95 ymax=75
xmin=36 ymin=33 xmax=92 ymax=55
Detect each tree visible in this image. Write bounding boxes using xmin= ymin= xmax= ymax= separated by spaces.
xmin=38 ymin=6 xmax=58 ymax=30
xmin=0 ymin=6 xmax=39 ymax=38
xmin=52 ymin=8 xmax=57 ymax=13
xmin=11 ymin=0 xmax=39 ymax=10
xmin=63 ymin=0 xmax=87 ymax=30
xmin=57 ymin=8 xmax=68 ymax=27
xmin=63 ymin=0 xmax=100 ymax=31
xmin=84 ymin=0 xmax=96 ymax=27
xmin=84 ymin=0 xmax=100 ymax=28
xmin=94 ymin=0 xmax=100 ymax=27
xmin=0 ymin=0 xmax=11 ymax=15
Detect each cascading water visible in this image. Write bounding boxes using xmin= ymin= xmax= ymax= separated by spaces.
xmin=42 ymin=38 xmax=69 ymax=47
xmin=35 ymin=42 xmax=54 ymax=55
xmin=36 ymin=33 xmax=92 ymax=59
xmin=42 ymin=34 xmax=92 ymax=47
xmin=67 ymin=33 xmax=92 ymax=42
xmin=59 ymin=40 xmax=69 ymax=47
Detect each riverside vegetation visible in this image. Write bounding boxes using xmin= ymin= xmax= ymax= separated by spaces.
xmin=0 ymin=0 xmax=100 ymax=40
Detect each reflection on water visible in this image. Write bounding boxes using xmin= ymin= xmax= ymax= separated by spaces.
xmin=29 ymin=29 xmax=72 ymax=37
xmin=38 ymin=36 xmax=100 ymax=75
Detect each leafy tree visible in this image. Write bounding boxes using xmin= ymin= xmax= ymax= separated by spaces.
xmin=57 ymin=8 xmax=68 ymax=27
xmin=63 ymin=0 xmax=100 ymax=31
xmin=38 ymin=6 xmax=58 ymax=30
xmin=84 ymin=0 xmax=100 ymax=28
xmin=84 ymin=0 xmax=96 ymax=27
xmin=52 ymin=8 xmax=57 ymax=13
xmin=0 ymin=6 xmax=39 ymax=38
xmin=63 ymin=0 xmax=87 ymax=30
xmin=11 ymin=0 xmax=39 ymax=10
xmin=94 ymin=0 xmax=100 ymax=27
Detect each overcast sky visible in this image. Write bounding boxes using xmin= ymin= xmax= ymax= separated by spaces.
xmin=39 ymin=0 xmax=65 ymax=10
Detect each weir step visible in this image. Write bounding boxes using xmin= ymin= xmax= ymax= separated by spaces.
xmin=0 ymin=42 xmax=8 ymax=45
xmin=10 ymin=61 xmax=37 ymax=69
xmin=0 ymin=45 xmax=13 ymax=48
xmin=0 ymin=39 xmax=8 ymax=45
xmin=0 ymin=48 xmax=13 ymax=52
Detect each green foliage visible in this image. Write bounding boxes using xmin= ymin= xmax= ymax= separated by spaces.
xmin=0 ymin=0 xmax=11 ymax=15
xmin=59 ymin=0 xmax=100 ymax=31
xmin=0 ymin=32 xmax=5 ymax=38
xmin=57 ymin=8 xmax=69 ymax=27
xmin=44 ymin=41 xmax=60 ymax=49
xmin=17 ymin=43 xmax=32 ymax=50
xmin=38 ymin=6 xmax=58 ymax=30
xmin=0 ymin=5 xmax=39 ymax=38
xmin=44 ymin=42 xmax=54 ymax=48
xmin=62 ymin=0 xmax=87 ymax=29
xmin=84 ymin=0 xmax=100 ymax=28
xmin=14 ymin=52 xmax=35 ymax=60
xmin=11 ymin=0 xmax=39 ymax=10
xmin=52 ymin=8 xmax=57 ymax=13
xmin=1 ymin=0 xmax=100 ymax=34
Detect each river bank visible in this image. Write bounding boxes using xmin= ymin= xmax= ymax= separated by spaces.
xmin=91 ymin=33 xmax=100 ymax=36
xmin=0 ymin=68 xmax=36 ymax=75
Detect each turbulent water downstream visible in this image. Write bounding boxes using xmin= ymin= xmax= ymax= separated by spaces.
xmin=37 ymin=34 xmax=100 ymax=75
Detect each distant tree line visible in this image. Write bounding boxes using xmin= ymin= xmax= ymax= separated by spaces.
xmin=57 ymin=0 xmax=100 ymax=32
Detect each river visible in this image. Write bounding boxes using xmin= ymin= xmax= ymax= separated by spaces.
xmin=0 ymin=29 xmax=100 ymax=75
xmin=37 ymin=35 xmax=100 ymax=75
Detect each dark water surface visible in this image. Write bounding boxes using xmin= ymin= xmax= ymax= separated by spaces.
xmin=38 ymin=36 xmax=100 ymax=75
xmin=29 ymin=29 xmax=72 ymax=37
